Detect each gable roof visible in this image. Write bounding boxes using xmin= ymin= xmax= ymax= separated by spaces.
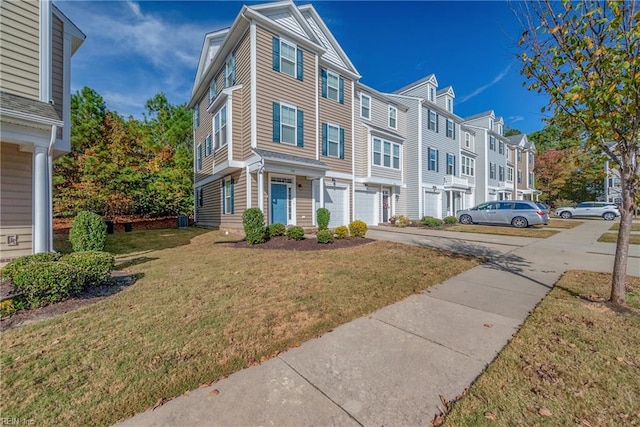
xmin=463 ymin=110 xmax=495 ymax=122
xmin=394 ymin=74 xmax=438 ymax=95
xmin=436 ymin=86 xmax=455 ymax=98
xmin=357 ymin=82 xmax=408 ymax=111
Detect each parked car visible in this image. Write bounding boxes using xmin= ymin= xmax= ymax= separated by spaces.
xmin=555 ymin=202 xmax=620 ymax=220
xmin=457 ymin=201 xmax=549 ymax=228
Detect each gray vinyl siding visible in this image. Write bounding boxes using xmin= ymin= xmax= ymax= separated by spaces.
xmin=0 ymin=0 xmax=40 ymax=99
xmin=318 ymin=73 xmax=353 ymax=175
xmin=422 ymin=110 xmax=459 ymax=186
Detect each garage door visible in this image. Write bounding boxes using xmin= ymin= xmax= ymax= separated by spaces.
xmin=324 ymin=187 xmax=347 ymax=228
xmin=354 ymin=189 xmax=377 ymax=225
xmin=424 ymin=191 xmax=440 ymax=218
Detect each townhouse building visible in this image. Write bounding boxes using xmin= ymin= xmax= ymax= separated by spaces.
xmin=0 ymin=0 xmax=84 ymax=264
xmin=506 ymin=133 xmax=538 ymax=200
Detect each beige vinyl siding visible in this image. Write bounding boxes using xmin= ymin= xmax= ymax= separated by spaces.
xmin=196 ymin=180 xmax=220 ymax=227
xmin=354 ymin=122 xmax=368 ymax=177
xmin=194 ymin=93 xmax=212 ymax=183
xmin=233 ymin=31 xmax=250 ymax=162
xmin=0 ymin=0 xmax=40 ymax=99
xmin=0 ymin=143 xmax=33 ymax=263
xmin=295 ymin=176 xmax=313 ymax=227
xmin=220 ymin=171 xmax=245 ymax=228
xmin=250 ymin=172 xmax=258 ymax=208
xmin=255 ymin=27 xmax=316 ymax=160
xmin=319 ymin=74 xmax=353 ymax=174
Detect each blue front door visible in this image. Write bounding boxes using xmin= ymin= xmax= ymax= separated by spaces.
xmin=271 ymin=183 xmax=288 ymax=224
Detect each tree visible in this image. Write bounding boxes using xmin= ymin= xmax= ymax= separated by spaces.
xmin=517 ymin=0 xmax=639 ymax=306
xmin=534 ymin=149 xmax=571 ymax=203
xmin=504 ymin=126 xmax=524 ymax=137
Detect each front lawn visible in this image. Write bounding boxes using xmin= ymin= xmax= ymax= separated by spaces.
xmin=598 ymin=232 xmax=640 ymax=244
xmin=444 ymin=271 xmax=640 ymax=426
xmin=609 ymin=222 xmax=640 ymax=232
xmin=446 ymin=224 xmax=559 ymax=238
xmin=546 ymin=219 xmax=583 ymax=229
xmin=1 ymin=229 xmax=479 ymax=426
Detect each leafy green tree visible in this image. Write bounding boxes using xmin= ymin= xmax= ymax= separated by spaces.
xmin=504 ymin=126 xmax=523 ymax=137
xmin=518 ymin=0 xmax=639 ymax=306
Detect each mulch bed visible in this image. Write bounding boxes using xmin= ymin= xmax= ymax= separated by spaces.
xmin=230 ymin=235 xmax=375 ymax=250
xmin=53 ymin=216 xmax=190 ymax=235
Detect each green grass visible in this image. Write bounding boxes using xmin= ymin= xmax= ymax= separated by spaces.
xmin=598 ymin=232 xmax=640 ymax=244
xmin=444 ymin=271 xmax=640 ymax=426
xmin=609 ymin=222 xmax=640 ymax=231
xmin=546 ymin=219 xmax=583 ymax=229
xmin=447 ymin=224 xmax=559 ymax=238
xmin=2 ymin=229 xmax=479 ymax=426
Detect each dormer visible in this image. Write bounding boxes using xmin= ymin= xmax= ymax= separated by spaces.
xmin=436 ymin=86 xmax=455 ymax=113
xmin=192 ymin=29 xmax=229 ymax=95
xmin=495 ymin=117 xmax=504 ymax=136
xmin=394 ymin=73 xmax=438 ymax=101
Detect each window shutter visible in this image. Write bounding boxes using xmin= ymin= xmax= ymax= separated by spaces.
xmin=297 ymin=109 xmax=304 ymax=147
xmin=230 ymin=178 xmax=235 ymax=214
xmin=436 ymin=150 xmax=440 ymax=173
xmin=272 ymin=37 xmax=280 ymax=72
xmin=339 ymin=127 xmax=345 ymax=159
xmin=322 ymin=123 xmax=328 ymax=156
xmin=231 ymin=53 xmax=236 ymax=85
xmin=296 ymin=49 xmax=303 ymax=81
xmin=339 ymin=76 xmax=344 ymax=104
xmin=453 ymin=123 xmax=456 ymax=139
xmin=436 ymin=114 xmax=439 ymax=133
xmin=321 ymin=69 xmax=327 ymax=98
xmin=272 ymin=102 xmax=280 ymax=142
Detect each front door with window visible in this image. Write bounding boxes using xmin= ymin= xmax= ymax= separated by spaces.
xmin=271 ymin=183 xmax=288 ymax=224
xmin=382 ymin=191 xmax=390 ymax=223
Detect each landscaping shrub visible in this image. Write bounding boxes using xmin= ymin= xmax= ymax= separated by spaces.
xmin=12 ymin=262 xmax=81 ymax=308
xmin=393 ymin=215 xmax=411 ymax=227
xmin=242 ymin=208 xmax=267 ymax=245
xmin=316 ymin=229 xmax=334 ymax=244
xmin=553 ymin=198 xmax=575 ymax=208
xmin=69 ymin=211 xmax=107 ymax=252
xmin=1 ymin=252 xmax=62 ymax=281
xmin=267 ymin=223 xmax=286 ymax=238
xmin=349 ymin=220 xmax=368 ymax=237
xmin=61 ymin=251 xmax=115 ymax=288
xmin=334 ymin=225 xmax=349 ymax=239
xmin=286 ymin=226 xmax=305 ymax=241
xmin=0 ymin=299 xmax=16 ymax=317
xmin=422 ymin=216 xmax=444 ymax=227
xmin=316 ymin=208 xmax=330 ymax=230
xmin=444 ymin=216 xmax=458 ymax=225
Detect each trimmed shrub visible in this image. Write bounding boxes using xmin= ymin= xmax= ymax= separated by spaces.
xmin=267 ymin=223 xmax=286 ymax=238
xmin=334 ymin=225 xmax=349 ymax=239
xmin=61 ymin=251 xmax=115 ymax=288
xmin=393 ymin=215 xmax=411 ymax=227
xmin=12 ymin=262 xmax=81 ymax=308
xmin=349 ymin=220 xmax=368 ymax=238
xmin=1 ymin=252 xmax=62 ymax=281
xmin=444 ymin=216 xmax=458 ymax=225
xmin=286 ymin=226 xmax=305 ymax=241
xmin=0 ymin=299 xmax=16 ymax=317
xmin=316 ymin=208 xmax=330 ymax=231
xmin=553 ymin=199 xmax=575 ymax=208
xmin=422 ymin=216 xmax=444 ymax=227
xmin=69 ymin=211 xmax=107 ymax=252
xmin=316 ymin=229 xmax=334 ymax=244
xmin=242 ymin=208 xmax=267 ymax=245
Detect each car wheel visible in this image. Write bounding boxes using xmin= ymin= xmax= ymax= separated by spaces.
xmin=459 ymin=214 xmax=473 ymax=225
xmin=560 ymin=211 xmax=572 ymax=219
xmin=603 ymin=212 xmax=616 ymax=221
xmin=512 ymin=216 xmax=529 ymax=228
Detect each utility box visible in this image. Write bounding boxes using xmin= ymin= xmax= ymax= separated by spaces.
xmin=178 ymin=216 xmax=188 ymax=228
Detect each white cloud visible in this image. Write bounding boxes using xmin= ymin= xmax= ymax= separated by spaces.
xmin=458 ymin=64 xmax=512 ymax=104
xmin=508 ymin=115 xmax=525 ymax=123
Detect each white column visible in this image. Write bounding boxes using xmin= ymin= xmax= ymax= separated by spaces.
xmin=258 ymin=170 xmax=264 ymax=212
xmin=33 ymin=146 xmax=49 ymax=253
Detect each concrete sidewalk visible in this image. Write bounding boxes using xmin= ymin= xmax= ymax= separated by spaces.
xmin=116 ymin=220 xmax=638 ymax=426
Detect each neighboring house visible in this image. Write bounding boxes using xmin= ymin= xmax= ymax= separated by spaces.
xmin=0 ymin=0 xmax=84 ymax=265
xmin=353 ymin=82 xmax=407 ymax=225
xmin=603 ymin=160 xmax=622 ymax=205
xmin=507 ymin=133 xmax=538 ymax=200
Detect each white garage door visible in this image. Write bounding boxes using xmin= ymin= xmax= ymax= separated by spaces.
xmin=424 ymin=191 xmax=440 ymax=218
xmin=354 ymin=189 xmax=377 ymax=225
xmin=325 ymin=187 xmax=347 ymax=228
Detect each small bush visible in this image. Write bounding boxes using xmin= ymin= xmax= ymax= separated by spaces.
xmin=267 ymin=223 xmax=286 ymax=238
xmin=12 ymin=262 xmax=81 ymax=308
xmin=553 ymin=198 xmax=575 ymax=208
xmin=349 ymin=220 xmax=368 ymax=238
xmin=1 ymin=252 xmax=62 ymax=281
xmin=316 ymin=229 xmax=334 ymax=244
xmin=286 ymin=226 xmax=305 ymax=241
xmin=69 ymin=211 xmax=107 ymax=252
xmin=61 ymin=251 xmax=115 ymax=288
xmin=243 ymin=208 xmax=267 ymax=245
xmin=422 ymin=216 xmax=444 ymax=227
xmin=317 ymin=208 xmax=330 ymax=231
xmin=393 ymin=215 xmax=411 ymax=227
xmin=334 ymin=225 xmax=349 ymax=239
xmin=0 ymin=299 xmax=16 ymax=317
xmin=444 ymin=216 xmax=458 ymax=225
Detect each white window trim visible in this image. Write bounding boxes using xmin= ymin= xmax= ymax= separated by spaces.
xmin=279 ymin=38 xmax=297 ymax=78
xmin=428 ymin=147 xmax=438 ymax=171
xmin=446 ymin=153 xmax=456 ymax=175
xmin=388 ymin=105 xmax=397 ymax=129
xmin=214 ymin=104 xmax=228 ymax=151
xmin=446 ymin=119 xmax=454 ymax=139
xmin=223 ymin=176 xmax=233 ymax=215
xmin=326 ymin=70 xmax=340 ymax=102
xmin=372 ymin=138 xmax=401 ymax=170
xmin=360 ymin=93 xmax=371 ymax=120
xmin=224 ymin=54 xmax=234 ymax=87
xmin=280 ymin=102 xmax=298 ymax=146
xmin=461 ymin=155 xmax=475 ymax=177
xmin=196 ymin=142 xmax=202 ymax=171
xmin=326 ymin=122 xmax=341 ymax=158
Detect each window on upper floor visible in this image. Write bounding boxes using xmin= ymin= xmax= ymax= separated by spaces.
xmin=447 ymin=98 xmax=453 ymax=112
xmin=428 ymin=147 xmax=439 ymax=172
xmin=428 ymin=110 xmax=438 ymax=132
xmin=272 ymin=36 xmax=303 ymax=81
xmin=214 ymin=105 xmax=227 ymax=150
xmin=322 ymin=69 xmax=344 ymax=104
xmin=529 ymin=153 xmax=534 ymax=164
xmin=464 ymin=132 xmax=471 ymax=149
xmin=224 ymin=53 xmax=236 ymax=88
xmin=446 ymin=153 xmax=456 ymax=175
xmin=529 ymin=172 xmax=534 ymax=187
xmin=489 ymin=162 xmax=496 ymax=179
xmin=429 ymin=86 xmax=435 ymax=102
xmin=322 ymin=123 xmax=344 ymax=159
xmin=196 ymin=143 xmax=202 ymax=171
xmin=209 ymin=79 xmax=218 ymax=104
xmin=507 ymin=166 xmax=514 ymax=181
xmin=205 ymin=134 xmax=212 ymax=156
xmin=361 ymin=94 xmax=370 ymax=119
xmin=193 ymin=104 xmax=200 ymax=128
xmin=461 ymin=156 xmax=475 ymax=176
xmin=272 ymin=102 xmax=304 ymax=147
xmin=489 ymin=135 xmax=496 ymax=151
xmin=446 ymin=119 xmax=455 ymax=139
xmin=517 ymin=170 xmax=522 ymax=183
xmin=223 ymin=177 xmax=234 ymax=214
xmin=517 ymin=150 xmax=522 ymax=161
xmin=372 ymin=138 xmax=400 ymax=170
xmin=489 ymin=118 xmax=494 ymax=130
xmin=498 ymin=124 xmax=503 ymax=136
xmin=499 ymin=165 xmax=505 ymax=181
xmin=389 ymin=105 xmax=397 ymax=129
xmin=498 ymin=141 xmax=504 ymax=155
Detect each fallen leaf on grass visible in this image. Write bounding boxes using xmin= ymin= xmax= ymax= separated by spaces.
xmin=152 ymin=398 xmax=168 ymax=410
xmin=538 ymin=407 xmax=552 ymax=417
xmin=209 ymin=389 xmax=220 ymax=396
xmin=484 ymin=412 xmax=496 ymax=420
xmin=576 ymin=418 xmax=593 ymax=426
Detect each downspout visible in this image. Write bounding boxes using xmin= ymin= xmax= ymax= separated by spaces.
xmin=47 ymin=125 xmax=57 ymax=252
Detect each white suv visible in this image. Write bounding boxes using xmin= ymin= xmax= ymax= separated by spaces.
xmin=555 ymin=202 xmax=620 ymax=220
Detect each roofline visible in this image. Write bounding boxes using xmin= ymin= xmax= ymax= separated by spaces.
xmin=394 ymin=74 xmax=438 ymax=95
xmin=355 ymin=82 xmax=408 ymax=111
xmin=0 ymin=107 xmax=64 ymax=128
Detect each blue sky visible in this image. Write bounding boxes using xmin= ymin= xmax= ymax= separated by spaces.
xmin=56 ymin=0 xmax=550 ymax=133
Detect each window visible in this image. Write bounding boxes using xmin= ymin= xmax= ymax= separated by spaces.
xmin=517 ymin=170 xmax=522 ymax=183
xmin=446 ymin=119 xmax=455 ymax=139
xmin=322 ymin=123 xmax=344 ymax=158
xmin=489 ymin=118 xmax=494 ymax=130
xmin=361 ymin=94 xmax=370 ymax=119
xmin=517 ymin=150 xmax=522 ymax=161
xmin=224 ymin=53 xmax=236 ymax=87
xmin=193 ymin=104 xmax=200 ymax=128
xmin=529 ymin=153 xmax=534 ymax=165
xmin=499 ymin=165 xmax=505 ymax=181
xmin=214 ymin=105 xmax=227 ymax=149
xmin=205 ymin=134 xmax=212 ymax=156
xmin=447 ymin=98 xmax=453 ymax=112
xmin=489 ymin=162 xmax=496 ymax=179
xmin=209 ymin=79 xmax=218 ymax=104
xmin=461 ymin=156 xmax=475 ymax=176
xmin=498 ymin=141 xmax=504 ymax=155
xmin=373 ymin=138 xmax=401 ymax=170
xmin=464 ymin=132 xmax=471 ymax=148
xmin=389 ymin=105 xmax=397 ymax=129
xmin=196 ymin=143 xmax=202 ymax=171
xmin=428 ymin=147 xmax=439 ymax=171
xmin=393 ymin=144 xmax=400 ymax=169
xmin=507 ymin=166 xmax=514 ymax=181
xmin=322 ymin=69 xmax=343 ymax=103
xmin=498 ymin=124 xmax=503 ymax=136
xmin=223 ymin=177 xmax=234 ymax=214
xmin=272 ymin=102 xmax=304 ymax=147
xmin=429 ymin=86 xmax=435 ymax=102
xmin=428 ymin=110 xmax=438 ymax=132
xmin=373 ymin=138 xmax=381 ymax=166
xmin=529 ymin=172 xmax=534 ymax=187
xmin=489 ymin=136 xmax=496 ymax=151
xmin=446 ymin=153 xmax=456 ymax=175
xmin=272 ymin=37 xmax=303 ymax=80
